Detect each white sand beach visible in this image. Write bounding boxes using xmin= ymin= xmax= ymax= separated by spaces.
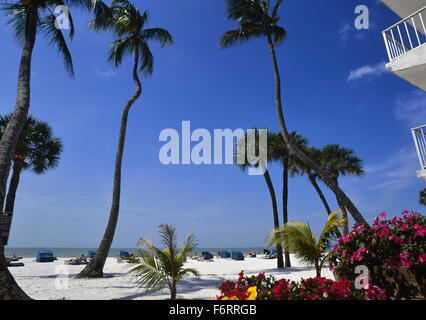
xmin=9 ymin=254 xmax=334 ymax=300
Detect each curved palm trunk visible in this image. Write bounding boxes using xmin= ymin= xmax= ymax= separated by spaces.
xmin=308 ymin=172 xmax=342 ymax=238
xmin=282 ymin=157 xmax=290 ymax=267
xmin=263 ymin=169 xmax=284 ymax=269
xmin=266 ymin=35 xmax=368 ymax=228
xmin=0 ymin=5 xmax=38 ymax=300
xmin=333 ymin=178 xmax=349 ymax=234
xmin=307 ymin=172 xmax=331 ymax=216
xmin=76 ymin=46 xmax=142 ymax=278
xmin=4 ymin=161 xmax=24 ymax=214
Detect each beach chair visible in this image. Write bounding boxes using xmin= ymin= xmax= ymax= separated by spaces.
xmin=263 ymin=249 xmax=271 ymax=255
xmin=231 ymin=251 xmax=244 ymax=261
xmin=88 ymin=251 xmax=96 ymax=259
xmin=120 ymin=250 xmax=130 ymax=258
xmin=7 ymin=262 xmax=24 ymax=267
xmin=36 ymin=251 xmax=55 ymax=263
xmin=220 ymin=251 xmax=231 ymax=259
xmin=201 ymin=251 xmax=214 ymax=260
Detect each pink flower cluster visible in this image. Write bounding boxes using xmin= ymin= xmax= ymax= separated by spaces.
xmin=350 ymin=247 xmax=370 ymax=264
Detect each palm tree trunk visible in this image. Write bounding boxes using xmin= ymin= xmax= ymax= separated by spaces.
xmin=76 ymin=45 xmax=142 ymax=278
xmin=263 ymin=169 xmax=284 ymax=269
xmin=0 ymin=5 xmax=38 ymax=300
xmin=282 ymin=157 xmax=291 ymax=267
xmin=333 ymin=178 xmax=349 ymax=234
xmin=265 ymin=35 xmax=369 ymax=228
xmin=308 ymin=173 xmax=342 ymax=238
xmin=307 ymin=173 xmax=331 ymax=216
xmin=171 ymin=280 xmax=177 ymax=300
xmin=315 ymin=260 xmax=321 ymax=277
xmin=4 ymin=161 xmax=23 ymax=214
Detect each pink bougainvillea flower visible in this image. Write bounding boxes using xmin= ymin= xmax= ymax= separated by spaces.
xmin=379 ymin=212 xmax=387 ymax=219
xmin=350 ymin=248 xmax=370 ymax=264
xmin=418 ymin=253 xmax=426 ymax=264
xmin=413 ymin=225 xmax=426 ymax=239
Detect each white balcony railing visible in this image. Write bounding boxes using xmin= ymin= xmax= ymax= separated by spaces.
xmin=412 ymin=125 xmax=426 ymax=176
xmin=382 ymin=6 xmax=426 ymax=62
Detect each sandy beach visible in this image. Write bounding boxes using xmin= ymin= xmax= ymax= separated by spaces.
xmin=9 ymin=254 xmax=334 ymax=300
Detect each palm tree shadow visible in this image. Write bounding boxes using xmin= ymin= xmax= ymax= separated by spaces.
xmin=112 ymin=276 xmax=227 ymax=300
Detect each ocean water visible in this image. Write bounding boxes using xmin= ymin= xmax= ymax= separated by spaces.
xmin=4 ymin=247 xmax=268 ymax=258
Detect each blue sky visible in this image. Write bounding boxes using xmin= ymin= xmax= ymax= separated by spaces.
xmin=0 ymin=0 xmax=424 ymax=248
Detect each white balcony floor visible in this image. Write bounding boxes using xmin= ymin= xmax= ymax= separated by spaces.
xmin=386 ymin=43 xmax=426 ymax=91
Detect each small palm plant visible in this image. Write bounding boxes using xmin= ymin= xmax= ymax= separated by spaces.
xmin=128 ymin=224 xmax=200 ymax=300
xmin=269 ymin=210 xmax=346 ymax=277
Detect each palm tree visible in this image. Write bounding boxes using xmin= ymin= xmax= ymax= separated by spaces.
xmin=0 ymin=0 xmax=92 ymax=300
xmin=269 ymin=131 xmax=307 ymax=267
xmin=76 ymin=0 xmax=173 ymax=278
xmin=269 ymin=210 xmax=346 ymax=277
xmin=234 ymin=129 xmax=285 ymax=268
xmin=290 ymin=146 xmax=332 ymax=216
xmin=320 ymin=144 xmax=365 ymax=234
xmin=220 ymin=0 xmax=368 ymax=229
xmin=128 ymin=224 xmax=200 ymax=300
xmin=420 ymin=188 xmax=426 ymax=206
xmin=0 ymin=114 xmax=63 ymax=214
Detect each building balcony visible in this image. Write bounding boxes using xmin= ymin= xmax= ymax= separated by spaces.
xmin=412 ymin=125 xmax=426 ymax=180
xmin=382 ymin=6 xmax=426 ymax=91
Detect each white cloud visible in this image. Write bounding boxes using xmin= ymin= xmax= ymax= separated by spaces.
xmin=347 ymin=61 xmax=388 ymax=82
xmin=338 ymin=23 xmax=351 ymax=44
xmin=365 ymin=147 xmax=420 ymax=191
xmin=94 ymin=66 xmax=117 ymax=78
xmin=394 ymin=90 xmax=426 ymax=128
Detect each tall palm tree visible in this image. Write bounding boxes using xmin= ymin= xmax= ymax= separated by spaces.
xmin=320 ymin=144 xmax=365 ymax=234
xmin=76 ymin=0 xmax=173 ymax=278
xmin=235 ymin=129 xmax=284 ymax=268
xmin=269 ymin=210 xmax=346 ymax=277
xmin=128 ymin=224 xmax=200 ymax=300
xmin=220 ymin=0 xmax=368 ymax=229
xmin=269 ymin=131 xmax=307 ymax=267
xmin=0 ymin=114 xmax=63 ymax=214
xmin=0 ymin=0 xmax=92 ymax=300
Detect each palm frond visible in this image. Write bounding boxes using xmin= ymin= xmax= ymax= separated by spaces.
xmin=318 ymin=209 xmax=345 ymax=251
xmin=138 ymin=41 xmax=154 ymax=77
xmin=220 ymin=25 xmax=265 ymax=48
xmin=225 ymin=0 xmax=265 ymax=24
xmin=127 ymin=248 xmax=168 ymax=293
xmin=142 ymin=27 xmax=173 ymax=47
xmin=108 ymin=36 xmax=134 ymax=67
xmin=269 ymin=222 xmax=319 ymax=266
xmin=39 ymin=13 xmax=74 ymax=77
xmin=271 ymin=0 xmax=284 ymax=18
xmin=2 ymin=2 xmax=28 ymax=45
xmin=271 ymin=25 xmax=286 ymax=45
